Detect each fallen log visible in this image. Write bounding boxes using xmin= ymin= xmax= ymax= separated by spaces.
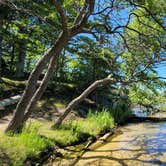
xmin=0 ymin=95 xmax=21 ymax=110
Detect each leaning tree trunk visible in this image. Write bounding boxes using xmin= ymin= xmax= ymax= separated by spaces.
xmin=5 ymin=47 xmax=55 ymax=133
xmin=5 ymin=32 xmax=69 ymax=133
xmin=23 ymin=54 xmax=59 ymax=122
xmin=52 ymin=76 xmax=115 ymax=128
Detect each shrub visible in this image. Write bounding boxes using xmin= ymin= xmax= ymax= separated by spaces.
xmin=109 ymin=101 xmax=132 ymax=124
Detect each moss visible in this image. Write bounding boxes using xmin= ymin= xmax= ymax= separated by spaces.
xmin=2 ymin=77 xmax=26 ymax=87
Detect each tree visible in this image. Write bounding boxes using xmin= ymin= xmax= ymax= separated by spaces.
xmin=5 ymin=0 xmax=166 ymax=132
xmin=53 ymin=0 xmax=166 ymax=126
xmin=5 ymin=0 xmax=95 ymax=133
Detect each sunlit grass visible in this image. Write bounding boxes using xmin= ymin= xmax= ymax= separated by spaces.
xmin=39 ymin=111 xmax=114 ymax=146
xmin=0 ymin=111 xmax=115 ymax=165
xmin=54 ymin=101 xmax=66 ymax=109
xmin=38 ymin=121 xmax=80 ymax=146
xmin=72 ymin=111 xmax=114 ymax=136
xmin=0 ymin=123 xmax=53 ymax=166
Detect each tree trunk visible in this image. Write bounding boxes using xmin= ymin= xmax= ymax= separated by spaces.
xmin=10 ymin=44 xmax=15 ymax=72
xmin=5 ymin=0 xmax=95 ymax=133
xmin=23 ymin=54 xmax=59 ymax=122
xmin=0 ymin=35 xmax=3 ymax=81
xmin=0 ymin=56 xmax=2 ymax=82
xmin=5 ymin=32 xmax=69 ymax=133
xmin=52 ymin=76 xmax=115 ymax=128
xmin=15 ymin=39 xmax=27 ymax=78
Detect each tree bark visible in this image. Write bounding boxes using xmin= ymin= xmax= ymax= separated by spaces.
xmin=15 ymin=39 xmax=27 ymax=78
xmin=23 ymin=53 xmax=60 ymax=122
xmin=10 ymin=44 xmax=15 ymax=72
xmin=5 ymin=32 xmax=69 ymax=133
xmin=52 ymin=76 xmax=115 ymax=128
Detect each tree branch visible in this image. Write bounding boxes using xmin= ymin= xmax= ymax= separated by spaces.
xmin=52 ymin=0 xmax=68 ymax=32
xmin=71 ymin=0 xmax=95 ymax=35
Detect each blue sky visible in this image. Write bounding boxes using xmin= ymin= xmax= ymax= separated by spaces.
xmin=156 ymin=64 xmax=166 ymax=82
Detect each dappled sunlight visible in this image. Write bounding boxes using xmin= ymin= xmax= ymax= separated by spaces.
xmin=75 ymin=123 xmax=166 ymax=165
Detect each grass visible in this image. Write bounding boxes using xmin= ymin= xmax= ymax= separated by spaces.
xmin=54 ymin=100 xmax=66 ymax=109
xmin=107 ymin=101 xmax=133 ymax=124
xmin=38 ymin=121 xmax=81 ymax=147
xmin=72 ymin=110 xmax=114 ymax=136
xmin=0 ymin=111 xmax=114 ymax=165
xmin=0 ymin=123 xmax=53 ymax=166
xmin=39 ymin=111 xmax=114 ymax=146
xmin=0 ymin=110 xmax=117 ymax=165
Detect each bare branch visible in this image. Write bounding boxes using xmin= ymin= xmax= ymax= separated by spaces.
xmin=81 ymin=28 xmax=99 ymax=41
xmin=52 ymin=0 xmax=68 ymax=32
xmin=70 ymin=0 xmax=95 ymax=35
xmin=73 ymin=1 xmax=88 ymax=25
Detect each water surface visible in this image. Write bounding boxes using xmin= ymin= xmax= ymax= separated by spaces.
xmin=75 ymin=122 xmax=166 ymax=166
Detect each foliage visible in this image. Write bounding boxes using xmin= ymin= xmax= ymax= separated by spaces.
xmin=109 ymin=104 xmax=133 ymax=124
xmin=129 ymin=83 xmax=166 ymax=109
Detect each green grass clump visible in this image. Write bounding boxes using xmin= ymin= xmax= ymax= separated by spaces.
xmin=0 ymin=123 xmax=53 ymax=166
xmin=0 ymin=111 xmax=115 ymax=164
xmin=72 ymin=110 xmax=114 ymax=136
xmin=39 ymin=111 xmax=114 ymax=147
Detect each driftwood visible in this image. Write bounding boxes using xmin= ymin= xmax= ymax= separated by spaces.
xmin=99 ymin=132 xmax=113 ymax=142
xmin=0 ymin=95 xmax=21 ymax=110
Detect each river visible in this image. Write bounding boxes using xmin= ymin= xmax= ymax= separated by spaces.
xmin=52 ymin=112 xmax=166 ymax=166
